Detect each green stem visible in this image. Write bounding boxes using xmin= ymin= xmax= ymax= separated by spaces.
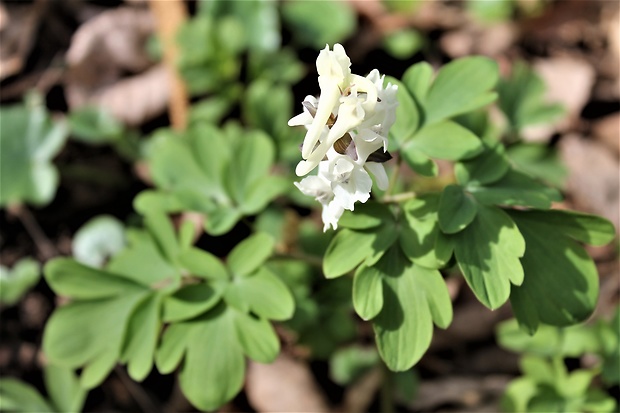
xmin=380 ymin=363 xmax=395 ymax=413
xmin=383 ymin=153 xmax=402 ymax=200
xmin=381 ymin=191 xmax=416 ymax=204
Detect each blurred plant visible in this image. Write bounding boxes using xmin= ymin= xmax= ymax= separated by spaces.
xmin=0 ymin=364 xmax=87 ymax=413
xmin=0 ymin=258 xmax=40 ymax=306
xmin=496 ymin=61 xmax=568 ymax=188
xmin=0 ymin=93 xmax=67 ymax=208
xmin=497 ymin=310 xmax=619 ymax=412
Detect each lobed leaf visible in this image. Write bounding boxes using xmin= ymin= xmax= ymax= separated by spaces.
xmin=508 ymin=211 xmax=601 ymax=330
xmin=399 ymin=196 xmax=453 ymax=269
xmin=373 ymin=247 xmax=452 ymax=371
xmin=451 ymin=205 xmax=525 ymax=309
xmin=227 ymin=232 xmax=275 ymax=277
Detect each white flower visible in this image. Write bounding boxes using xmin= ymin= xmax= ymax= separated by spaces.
xmin=294 ymin=174 xmax=344 ymax=231
xmin=323 ymin=154 xmax=372 ymax=210
xmin=290 ymin=44 xmax=398 ymax=231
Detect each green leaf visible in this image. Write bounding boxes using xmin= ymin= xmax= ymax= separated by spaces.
xmin=178 ymin=305 xmax=245 ymax=411
xmin=0 ymin=98 xmax=68 ymax=207
xmin=163 ymin=283 xmax=223 ymax=322
xmin=372 ymin=247 xmax=452 ymax=371
xmin=468 ymin=169 xmax=562 ymax=209
xmin=452 ymin=205 xmax=525 ymax=309
xmin=401 ymin=61 xmax=434 ymax=106
xmin=155 ymin=322 xmax=193 ymax=374
xmin=43 ymin=291 xmax=146 ymax=388
xmin=384 ymin=29 xmax=424 ymax=60
xmin=386 ymin=77 xmax=420 ymax=146
xmin=107 ymin=228 xmax=180 ymax=288
xmin=407 ymin=120 xmax=483 ymax=161
xmin=72 ymin=215 xmax=126 ymax=268
xmin=338 ymin=202 xmax=393 ymax=229
xmin=225 ymin=130 xmax=275 ymax=205
xmin=498 ymin=61 xmax=565 ymax=131
xmin=323 ymin=229 xmax=377 ymax=278
xmin=0 ymin=258 xmax=40 ymax=306
xmin=508 ymin=210 xmax=601 ymax=328
xmin=228 ymin=232 xmax=275 ymax=277
xmin=455 ymin=139 xmax=510 ymax=185
xmin=438 ymin=185 xmax=478 ymax=234
xmin=225 ymin=267 xmax=294 ymax=321
xmin=399 ymin=147 xmax=438 ymax=177
xmin=144 ymin=212 xmax=179 ymax=264
xmin=0 ymin=378 xmax=54 ymax=413
xmin=329 ymin=346 xmax=380 ymax=385
xmin=178 ymin=247 xmax=229 ymax=281
xmin=424 ymin=57 xmax=499 ymax=124
xmin=121 ymin=294 xmax=162 ymax=381
xmin=45 ymin=258 xmax=143 ymax=300
xmin=68 ymin=106 xmax=123 ymax=144
xmin=511 ymin=209 xmax=616 ymax=247
xmin=399 ymin=196 xmax=453 ymax=269
xmin=282 ymin=0 xmax=356 ymax=48
xmin=233 ymin=311 xmax=280 ymax=363
xmin=204 ymin=208 xmax=243 ymax=236
xmin=506 ymin=143 xmax=567 ymax=188
xmin=500 ymin=377 xmax=538 ymax=413
xmin=240 ymin=176 xmax=287 ymax=214
xmin=352 ymin=265 xmax=384 ymax=320
xmin=44 ymin=364 xmax=87 ymax=413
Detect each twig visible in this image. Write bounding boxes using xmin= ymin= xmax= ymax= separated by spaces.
xmin=148 ymin=0 xmax=189 ymax=131
xmin=7 ymin=204 xmax=57 ymax=260
xmin=381 ymin=191 xmax=416 ymax=204
xmin=114 ymin=366 xmax=161 ymax=413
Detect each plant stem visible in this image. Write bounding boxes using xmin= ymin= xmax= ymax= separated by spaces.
xmin=384 ymin=153 xmax=402 ymax=200
xmin=8 ymin=204 xmax=57 ymax=260
xmin=114 ymin=366 xmax=161 ymax=413
xmin=381 ymin=191 xmax=416 ymax=204
xmin=380 ymin=363 xmax=395 ymax=413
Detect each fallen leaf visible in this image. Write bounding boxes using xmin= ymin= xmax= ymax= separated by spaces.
xmin=246 ymin=354 xmax=330 ymax=412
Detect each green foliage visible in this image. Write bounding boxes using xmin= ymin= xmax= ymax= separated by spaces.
xmin=498 ymin=61 xmax=564 ymax=133
xmin=68 ymin=107 xmax=124 ymax=144
xmin=42 ymin=210 xmax=294 ymax=410
xmin=281 ymin=0 xmax=357 ymax=48
xmin=0 ymin=258 xmax=40 ymax=306
xmin=388 ymin=57 xmax=497 ymax=176
xmin=0 ymin=94 xmax=68 ymax=207
xmin=497 ymin=313 xmax=619 ymax=413
xmin=329 ymin=346 xmax=380 ymax=385
xmin=467 ymin=0 xmax=515 ymax=23
xmin=0 ymin=364 xmax=87 ymax=413
xmin=383 ymin=29 xmax=424 ymax=60
xmin=137 ymin=123 xmax=286 ymax=235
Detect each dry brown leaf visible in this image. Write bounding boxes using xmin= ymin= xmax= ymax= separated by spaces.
xmin=560 ymin=134 xmax=620 ymax=229
xmin=0 ymin=1 xmax=45 ymax=80
xmin=592 ymin=113 xmax=620 ymax=156
xmin=88 ymin=64 xmax=170 ymax=127
xmin=339 ymin=366 xmax=382 ymax=413
xmin=64 ymin=6 xmax=166 ymax=126
xmin=246 ymin=355 xmax=330 ymax=413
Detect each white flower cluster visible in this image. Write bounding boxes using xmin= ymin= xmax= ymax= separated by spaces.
xmin=289 ymin=44 xmax=398 ymax=231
